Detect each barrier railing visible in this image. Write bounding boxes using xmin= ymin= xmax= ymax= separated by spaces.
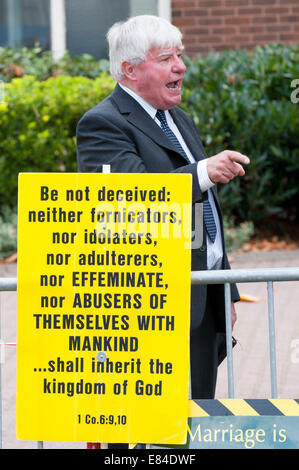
xmin=1 ymin=266 xmax=299 ymax=449
xmin=191 ymin=267 xmax=299 ymax=400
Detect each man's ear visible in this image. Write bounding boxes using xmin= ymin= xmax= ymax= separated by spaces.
xmin=121 ymin=61 xmax=137 ymax=81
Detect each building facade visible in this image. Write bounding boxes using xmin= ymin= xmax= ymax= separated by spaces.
xmin=0 ymin=0 xmax=298 ymax=59
xmin=172 ymin=0 xmax=299 ymax=56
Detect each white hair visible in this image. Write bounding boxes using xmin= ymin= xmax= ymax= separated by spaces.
xmin=107 ymin=15 xmax=184 ymax=80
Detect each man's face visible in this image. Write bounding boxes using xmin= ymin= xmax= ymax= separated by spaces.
xmin=133 ymin=46 xmax=186 ymax=110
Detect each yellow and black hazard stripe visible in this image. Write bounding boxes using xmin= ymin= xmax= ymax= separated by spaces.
xmin=189 ymin=399 xmax=299 ymax=417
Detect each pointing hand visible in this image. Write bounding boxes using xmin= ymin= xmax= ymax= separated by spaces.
xmin=207 ymin=150 xmax=250 ymax=184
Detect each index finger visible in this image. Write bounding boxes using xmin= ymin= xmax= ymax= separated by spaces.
xmin=227 ymin=151 xmax=250 ymax=165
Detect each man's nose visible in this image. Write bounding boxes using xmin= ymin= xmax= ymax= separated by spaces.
xmin=173 ymin=56 xmax=186 ymax=74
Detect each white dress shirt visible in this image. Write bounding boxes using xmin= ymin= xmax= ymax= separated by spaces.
xmin=118 ymin=83 xmax=224 ymax=270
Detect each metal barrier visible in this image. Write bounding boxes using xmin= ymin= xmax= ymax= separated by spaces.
xmin=191 ymin=267 xmax=299 ymax=400
xmin=1 ymin=266 xmax=299 ymax=449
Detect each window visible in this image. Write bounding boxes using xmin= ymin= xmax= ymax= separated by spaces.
xmin=0 ymin=0 xmax=50 ymax=48
xmin=0 ymin=0 xmax=171 ymax=58
xmin=65 ymin=0 xmax=159 ymax=59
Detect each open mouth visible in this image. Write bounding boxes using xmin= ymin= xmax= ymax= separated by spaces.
xmin=166 ymin=80 xmax=181 ymax=90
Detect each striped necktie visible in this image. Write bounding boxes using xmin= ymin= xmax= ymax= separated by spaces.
xmin=156 ymin=109 xmax=217 ymax=243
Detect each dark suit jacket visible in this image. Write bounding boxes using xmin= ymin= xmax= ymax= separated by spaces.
xmin=76 ymin=83 xmax=239 ymax=332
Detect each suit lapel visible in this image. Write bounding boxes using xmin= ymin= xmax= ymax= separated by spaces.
xmin=111 ymin=85 xmax=190 ymax=163
xmin=169 ymin=107 xmax=207 ymax=163
xmin=170 ymin=107 xmax=220 ymax=204
xmin=170 ymin=108 xmax=220 ymax=202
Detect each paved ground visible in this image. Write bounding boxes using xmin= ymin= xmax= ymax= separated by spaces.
xmin=1 ymin=249 xmax=299 ymax=448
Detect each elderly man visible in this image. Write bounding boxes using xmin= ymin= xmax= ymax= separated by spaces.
xmin=76 ymin=15 xmax=249 ymax=400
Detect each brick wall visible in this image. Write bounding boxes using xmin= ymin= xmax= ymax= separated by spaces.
xmin=172 ymin=0 xmax=299 ymax=55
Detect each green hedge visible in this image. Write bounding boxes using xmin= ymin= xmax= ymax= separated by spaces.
xmin=0 ymin=74 xmax=115 ymax=207
xmin=0 ymin=44 xmax=109 ymax=81
xmin=0 ymin=43 xmax=298 ymax=227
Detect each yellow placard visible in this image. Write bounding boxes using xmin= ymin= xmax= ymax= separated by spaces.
xmin=16 ymin=173 xmax=192 ymax=444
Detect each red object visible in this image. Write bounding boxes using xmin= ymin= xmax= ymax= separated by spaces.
xmin=87 ymin=442 xmax=101 ymax=449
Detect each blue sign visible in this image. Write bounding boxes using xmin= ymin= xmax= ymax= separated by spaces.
xmin=185 ymin=416 xmax=299 ymax=449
